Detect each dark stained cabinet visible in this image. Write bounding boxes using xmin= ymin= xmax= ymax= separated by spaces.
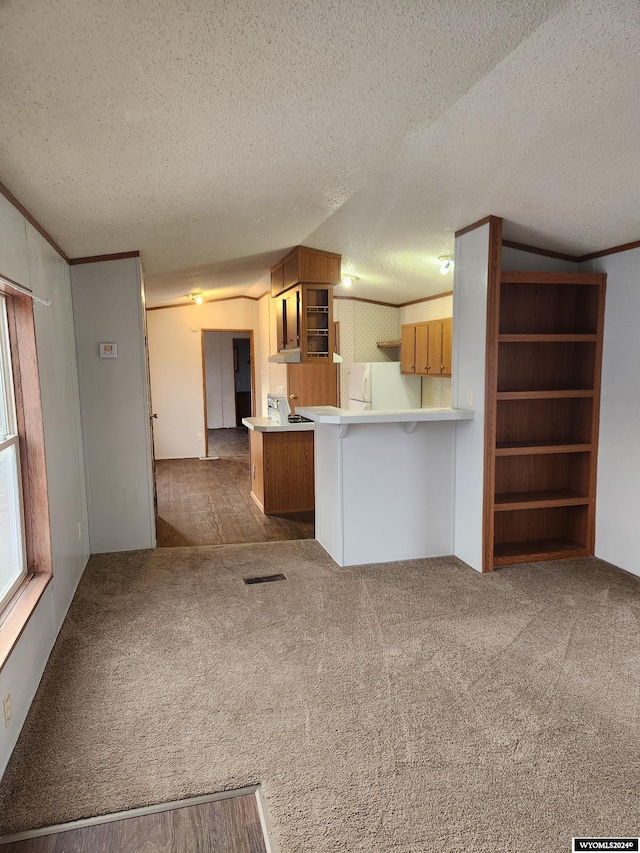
xmin=270 ymin=245 xmax=341 ymax=297
xmin=249 ymin=429 xmax=315 ymax=514
xmin=283 ymin=287 xmax=300 ymax=349
xmin=485 ymin=271 xmax=607 ymax=570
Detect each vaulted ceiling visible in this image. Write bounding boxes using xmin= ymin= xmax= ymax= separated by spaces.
xmin=1 ymin=0 xmax=638 ymax=306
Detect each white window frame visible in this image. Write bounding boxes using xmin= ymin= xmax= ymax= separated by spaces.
xmin=0 ymin=294 xmax=28 ymax=610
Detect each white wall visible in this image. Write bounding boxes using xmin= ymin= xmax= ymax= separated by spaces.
xmin=452 ymin=224 xmax=490 ymax=572
xmin=502 ymin=245 xmax=580 ymax=273
xmin=0 ymin=197 xmax=89 ymax=775
xmin=334 ymin=299 xmax=400 ymax=408
xmin=204 ymin=331 xmax=250 ymax=428
xmin=579 ymin=248 xmax=640 ymax=577
xmin=147 ymin=299 xmax=260 ymax=458
xmin=71 ymin=258 xmax=155 ymax=553
xmin=27 ymin=225 xmax=89 ymax=628
xmin=257 ymin=294 xmax=274 ymax=416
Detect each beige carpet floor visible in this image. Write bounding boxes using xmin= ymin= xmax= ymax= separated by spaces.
xmin=0 ymin=541 xmax=639 ymax=852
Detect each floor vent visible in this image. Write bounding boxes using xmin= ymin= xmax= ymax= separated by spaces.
xmin=243 ymin=573 xmax=286 ymax=585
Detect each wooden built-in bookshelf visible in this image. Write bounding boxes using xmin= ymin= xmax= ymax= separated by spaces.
xmin=485 ymin=271 xmax=607 ymax=569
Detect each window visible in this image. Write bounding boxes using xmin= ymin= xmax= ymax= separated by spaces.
xmin=0 ymin=294 xmax=27 ymax=609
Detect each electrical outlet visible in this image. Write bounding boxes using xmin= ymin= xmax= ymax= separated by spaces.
xmin=3 ymin=692 xmax=12 ymax=727
xmin=197 ymin=433 xmax=203 ymax=441
xmin=77 ymin=521 xmax=82 ymax=542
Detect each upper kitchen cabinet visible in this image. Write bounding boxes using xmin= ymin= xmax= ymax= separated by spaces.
xmin=272 ymin=245 xmax=341 ymax=363
xmin=401 ymin=319 xmax=452 ymax=377
xmin=276 ymin=283 xmax=335 ymax=360
xmin=271 ymin=245 xmax=341 ymax=297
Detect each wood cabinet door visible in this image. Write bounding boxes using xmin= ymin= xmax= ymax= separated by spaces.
xmin=441 ymin=318 xmax=452 ymax=376
xmin=283 ymin=288 xmax=300 ymax=349
xmin=287 ymin=362 xmax=337 ymax=411
xmin=275 ymin=297 xmax=285 ymax=352
xmin=283 ymin=253 xmax=300 ymax=291
xmin=298 ymin=247 xmax=341 ymax=283
xmin=270 ymin=264 xmax=284 ymax=297
xmin=415 ymin=323 xmax=430 ymax=375
xmin=400 ymin=324 xmax=416 ymax=374
xmin=427 ymin=321 xmax=442 ymax=375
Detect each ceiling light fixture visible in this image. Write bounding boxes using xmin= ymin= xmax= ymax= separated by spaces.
xmin=342 ymin=274 xmax=360 ymax=287
xmin=439 ymin=256 xmax=454 ymax=275
xmin=188 ymin=292 xmax=204 ymax=304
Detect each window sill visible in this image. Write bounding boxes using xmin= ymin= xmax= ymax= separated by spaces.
xmin=0 ymin=572 xmax=52 ymax=672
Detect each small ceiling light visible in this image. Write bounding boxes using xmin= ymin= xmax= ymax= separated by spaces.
xmin=188 ymin=292 xmax=204 ymax=304
xmin=439 ymin=256 xmax=454 ymax=275
xmin=342 ymin=274 xmax=360 ymax=287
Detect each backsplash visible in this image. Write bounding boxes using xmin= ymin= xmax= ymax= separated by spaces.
xmin=422 ymin=377 xmax=452 ymax=408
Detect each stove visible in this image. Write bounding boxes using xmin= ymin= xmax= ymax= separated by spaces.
xmin=267 ymin=394 xmax=312 ymax=424
xmin=267 ymin=394 xmax=292 ymax=424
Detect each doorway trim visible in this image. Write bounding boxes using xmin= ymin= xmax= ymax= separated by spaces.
xmin=201 ymin=329 xmax=256 ymax=459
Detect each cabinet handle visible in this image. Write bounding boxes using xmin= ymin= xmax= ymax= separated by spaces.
xmin=290 ymin=394 xmax=297 ymax=399
xmin=252 ymin=464 xmax=256 ymax=479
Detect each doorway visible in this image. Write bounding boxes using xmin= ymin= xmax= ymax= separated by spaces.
xmin=202 ymin=329 xmax=255 ymax=459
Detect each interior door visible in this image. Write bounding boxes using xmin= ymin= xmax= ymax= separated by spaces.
xmin=287 ymin=362 xmax=337 ymax=411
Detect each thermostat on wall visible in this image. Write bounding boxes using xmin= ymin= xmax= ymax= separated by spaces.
xmin=99 ymin=342 xmax=118 ymax=359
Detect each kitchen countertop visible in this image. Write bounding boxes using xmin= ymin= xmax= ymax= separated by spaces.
xmin=295 ymin=406 xmax=475 ymax=424
xmin=242 ymin=416 xmax=315 ymax=433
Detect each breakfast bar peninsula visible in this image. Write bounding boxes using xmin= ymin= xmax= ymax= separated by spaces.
xmin=296 ymin=406 xmax=474 ymax=567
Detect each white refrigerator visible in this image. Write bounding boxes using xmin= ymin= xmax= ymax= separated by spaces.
xmin=347 ymin=362 xmax=421 ymax=411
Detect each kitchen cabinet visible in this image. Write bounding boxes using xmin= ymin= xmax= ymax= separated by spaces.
xmin=275 ymin=283 xmax=335 ymax=361
xmin=249 ymin=428 xmax=315 ymax=514
xmin=270 ymin=245 xmax=341 ymax=297
xmin=484 ymin=271 xmax=606 ymax=570
xmin=400 ymin=324 xmax=416 ymax=373
xmin=400 ymin=319 xmax=452 ymax=377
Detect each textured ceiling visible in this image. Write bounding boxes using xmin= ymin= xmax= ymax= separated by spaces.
xmin=1 ymin=0 xmax=638 ymax=306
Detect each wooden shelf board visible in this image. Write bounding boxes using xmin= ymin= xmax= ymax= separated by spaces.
xmin=493 ymin=538 xmax=589 ymax=566
xmin=498 ymin=334 xmax=598 ymax=342
xmin=500 ymin=272 xmax=604 ymax=285
xmin=494 ymin=489 xmax=590 ymax=511
xmin=495 ymin=441 xmax=592 ymax=456
xmin=496 ymin=389 xmax=594 ymax=400
xmin=377 ymin=340 xmax=401 ymax=349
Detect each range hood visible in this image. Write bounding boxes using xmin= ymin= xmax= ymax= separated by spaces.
xmin=268 ymin=348 xmax=301 ymax=364
xmin=268 ymin=350 xmax=343 ymax=364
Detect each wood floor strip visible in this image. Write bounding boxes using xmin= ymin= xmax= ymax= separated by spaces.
xmin=156 ymin=428 xmax=314 ymax=547
xmin=0 ymin=789 xmax=269 ymax=852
